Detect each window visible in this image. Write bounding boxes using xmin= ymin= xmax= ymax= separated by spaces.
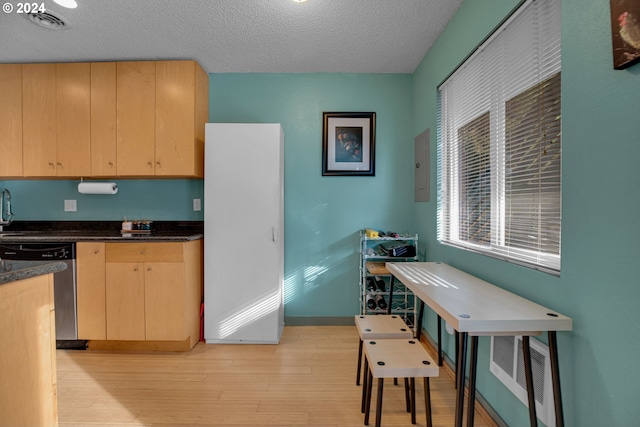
xmin=438 ymin=0 xmax=561 ymax=274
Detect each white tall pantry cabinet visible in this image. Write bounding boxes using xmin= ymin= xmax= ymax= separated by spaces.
xmin=204 ymin=123 xmax=284 ymax=344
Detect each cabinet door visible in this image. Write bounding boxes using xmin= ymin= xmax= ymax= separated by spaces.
xmin=116 ymin=61 xmax=155 ymax=175
xmin=22 ymin=63 xmax=57 ymax=177
xmin=90 ymin=62 xmax=117 ymax=176
xmin=56 ymin=62 xmax=91 ymax=176
xmin=184 ymin=240 xmax=203 ymax=348
xmin=0 ymin=64 xmax=23 ymax=177
xmin=194 ymin=62 xmax=208 ymax=178
xmin=205 ymin=124 xmax=284 ymax=343
xmin=155 ymin=61 xmax=196 ymax=177
xmin=144 ymin=262 xmax=186 ymax=341
xmin=0 ymin=275 xmax=57 ymax=427
xmin=77 ymin=242 xmax=106 ymax=340
xmin=106 ymin=262 xmax=145 ymax=340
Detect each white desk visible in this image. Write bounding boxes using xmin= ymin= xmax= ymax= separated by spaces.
xmin=386 ymin=262 xmax=572 ymax=427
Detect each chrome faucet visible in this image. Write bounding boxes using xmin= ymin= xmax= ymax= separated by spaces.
xmin=0 ymin=188 xmax=14 ymax=226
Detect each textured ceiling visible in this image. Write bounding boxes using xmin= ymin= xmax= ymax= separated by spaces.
xmin=0 ymin=0 xmax=462 ymax=73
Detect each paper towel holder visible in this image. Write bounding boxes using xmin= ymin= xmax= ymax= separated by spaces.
xmin=77 ymin=178 xmax=119 ymax=195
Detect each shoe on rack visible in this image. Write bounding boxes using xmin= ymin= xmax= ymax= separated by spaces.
xmin=366 ymin=277 xmax=377 ymax=293
xmin=375 ymin=294 xmax=387 ymax=310
xmin=366 ymin=293 xmax=377 ymax=310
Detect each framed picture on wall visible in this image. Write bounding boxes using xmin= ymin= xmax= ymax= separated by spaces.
xmin=610 ymin=0 xmax=640 ymax=69
xmin=322 ymin=112 xmax=376 ymax=176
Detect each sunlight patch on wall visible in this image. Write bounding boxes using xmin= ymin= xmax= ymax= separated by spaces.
xmin=303 ymin=263 xmax=328 ymax=294
xmin=284 ymin=272 xmax=299 ymax=304
xmin=283 ymin=261 xmax=331 ymax=304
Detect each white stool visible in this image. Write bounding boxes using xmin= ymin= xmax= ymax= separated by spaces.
xmin=363 ymin=338 xmax=438 ymax=427
xmin=355 ymin=315 xmax=413 ymax=386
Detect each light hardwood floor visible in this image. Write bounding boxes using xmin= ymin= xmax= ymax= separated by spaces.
xmin=57 ymin=326 xmax=495 ymax=427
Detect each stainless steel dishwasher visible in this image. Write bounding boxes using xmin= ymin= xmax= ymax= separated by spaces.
xmin=0 ymin=242 xmax=85 ymax=349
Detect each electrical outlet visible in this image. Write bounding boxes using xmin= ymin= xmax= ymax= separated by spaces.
xmin=64 ymin=199 xmax=77 ymax=212
xmin=193 ymin=198 xmax=201 ymax=211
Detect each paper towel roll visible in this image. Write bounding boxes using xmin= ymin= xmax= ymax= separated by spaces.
xmin=77 ymin=182 xmax=118 ymax=195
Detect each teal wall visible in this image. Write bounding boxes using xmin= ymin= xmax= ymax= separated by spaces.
xmin=0 ymin=179 xmax=204 ymax=221
xmin=413 ymin=1 xmax=640 ymax=426
xmin=2 ymin=1 xmax=638 ymax=424
xmin=210 ymin=73 xmax=415 ymax=319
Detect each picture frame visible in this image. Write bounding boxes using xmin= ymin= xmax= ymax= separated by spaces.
xmin=322 ymin=112 xmax=376 ymax=176
xmin=610 ymin=0 xmax=640 ymax=69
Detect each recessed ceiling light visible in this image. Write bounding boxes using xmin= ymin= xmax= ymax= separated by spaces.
xmin=53 ymin=0 xmax=78 ymax=9
xmin=291 ymin=0 xmax=308 ymax=3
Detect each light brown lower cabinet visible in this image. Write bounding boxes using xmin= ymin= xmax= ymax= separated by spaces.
xmin=0 ymin=274 xmax=58 ymax=427
xmin=76 ymin=241 xmax=106 ymax=339
xmin=76 ymin=240 xmax=203 ymax=351
xmin=144 ymin=262 xmax=187 ymax=341
xmin=105 ymin=261 xmax=146 ymax=341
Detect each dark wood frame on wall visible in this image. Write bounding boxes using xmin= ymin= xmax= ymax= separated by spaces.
xmin=610 ymin=0 xmax=640 ymax=69
xmin=322 ymin=112 xmax=376 ymax=176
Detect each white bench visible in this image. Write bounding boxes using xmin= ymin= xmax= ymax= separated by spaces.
xmin=354 ymin=315 xmax=413 ymax=386
xmin=363 ymin=338 xmax=439 ymax=427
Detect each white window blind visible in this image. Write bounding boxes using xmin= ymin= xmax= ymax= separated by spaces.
xmin=438 ymin=0 xmax=561 ymax=274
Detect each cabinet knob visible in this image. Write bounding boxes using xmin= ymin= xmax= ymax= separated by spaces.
xmin=156 ymin=161 xmax=161 ymax=167
xmin=147 ymin=161 xmax=153 ymax=167
xmin=108 ymin=162 xmax=114 ymax=167
xmin=133 ymin=267 xmax=138 ymax=272
xmin=94 ymin=250 xmax=100 ymax=254
xmin=48 ymin=162 xmax=55 ymax=167
xmin=147 ymin=267 xmax=152 ymax=272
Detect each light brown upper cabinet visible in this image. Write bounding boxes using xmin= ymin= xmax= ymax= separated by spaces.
xmin=156 ymin=61 xmax=208 ymax=177
xmin=0 ymin=64 xmax=23 ymax=177
xmin=22 ymin=63 xmax=57 ymax=176
xmin=1 ymin=60 xmax=208 ymax=179
xmin=90 ymin=62 xmax=117 ymax=176
xmin=116 ymin=61 xmax=156 ymax=176
xmin=22 ymin=63 xmax=92 ymax=177
xmin=56 ymin=62 xmax=92 ymax=176
xmin=116 ymin=60 xmax=208 ymax=177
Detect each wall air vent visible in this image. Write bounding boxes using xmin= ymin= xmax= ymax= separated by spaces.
xmin=23 ymin=10 xmax=69 ymax=30
xmin=490 ymin=335 xmax=555 ymax=426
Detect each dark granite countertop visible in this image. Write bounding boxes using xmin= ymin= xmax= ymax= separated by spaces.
xmin=0 ymin=260 xmax=68 ymax=285
xmin=0 ymin=221 xmax=203 ymax=243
